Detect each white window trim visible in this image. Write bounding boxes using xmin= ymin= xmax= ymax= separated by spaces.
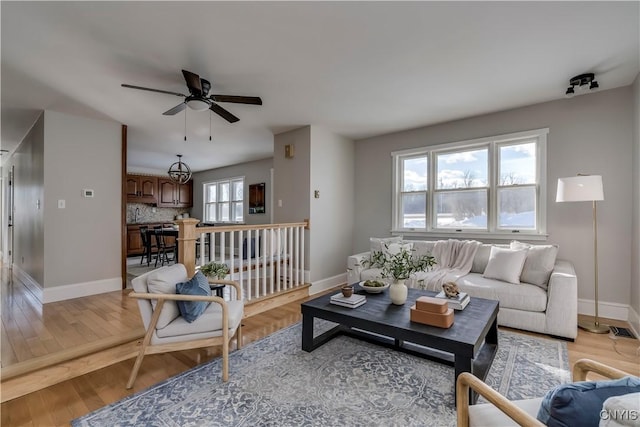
xmin=391 ymin=128 xmax=548 ymax=240
xmin=202 ymin=176 xmax=245 ymax=224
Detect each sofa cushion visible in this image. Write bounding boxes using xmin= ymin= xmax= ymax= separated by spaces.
xmin=457 ymin=273 xmax=548 ymax=312
xmin=146 ymin=264 xmax=189 ymax=329
xmin=411 ymin=241 xmax=436 ymax=261
xmin=370 ymin=236 xmax=403 ymax=254
xmin=482 ymin=246 xmax=527 ymax=284
xmin=384 ymin=241 xmax=413 ymax=256
xmin=537 ymin=377 xmax=640 ymax=427
xmin=511 ymin=241 xmax=559 ymax=289
xmin=471 ymin=244 xmax=509 ymax=274
xmin=175 ymin=271 xmax=212 ymax=323
xmin=361 ymin=268 xmax=384 ymax=281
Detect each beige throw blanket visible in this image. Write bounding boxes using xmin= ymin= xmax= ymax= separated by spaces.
xmin=409 ymin=239 xmax=481 ymax=291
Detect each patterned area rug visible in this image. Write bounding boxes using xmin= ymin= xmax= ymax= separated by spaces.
xmin=72 ymin=323 xmax=569 ymax=427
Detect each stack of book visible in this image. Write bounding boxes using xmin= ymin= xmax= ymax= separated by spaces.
xmin=435 ymin=291 xmax=470 ymax=310
xmin=330 ymin=293 xmax=366 ymax=308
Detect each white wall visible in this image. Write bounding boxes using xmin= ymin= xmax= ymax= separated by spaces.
xmin=191 ymin=157 xmax=273 ymax=225
xmin=354 ymin=87 xmax=634 ymax=318
xmin=309 ymin=126 xmax=355 ymax=284
xmin=42 ymin=111 xmax=121 ymax=300
xmin=631 ymin=73 xmax=640 ymax=333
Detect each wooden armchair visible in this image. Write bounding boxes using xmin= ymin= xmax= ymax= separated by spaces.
xmin=456 ymin=359 xmax=631 ymax=427
xmin=127 ymin=264 xmax=243 ymax=389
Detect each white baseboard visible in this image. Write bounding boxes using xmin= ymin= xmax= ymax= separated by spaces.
xmin=310 ymin=273 xmax=347 ymax=295
xmin=13 ymin=265 xmax=44 ymax=303
xmin=628 ymin=306 xmax=640 ymax=339
xmin=578 ymin=298 xmax=630 ymax=321
xmin=42 ymin=277 xmax=123 ymax=303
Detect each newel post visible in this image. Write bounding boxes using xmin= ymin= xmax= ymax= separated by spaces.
xmin=177 ymin=218 xmax=200 ymax=277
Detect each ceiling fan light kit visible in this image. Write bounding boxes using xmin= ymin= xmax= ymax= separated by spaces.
xmin=565 ymin=73 xmax=599 ymax=97
xmin=122 ymin=69 xmax=262 ymax=123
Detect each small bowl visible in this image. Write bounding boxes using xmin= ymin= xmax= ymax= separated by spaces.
xmin=341 ymin=285 xmax=354 ymax=298
xmin=359 ymin=280 xmax=390 ymax=294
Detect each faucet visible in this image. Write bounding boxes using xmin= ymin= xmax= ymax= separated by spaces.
xmin=134 ymin=207 xmax=141 ymax=223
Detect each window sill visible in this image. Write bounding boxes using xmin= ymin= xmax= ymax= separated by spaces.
xmin=391 ymin=229 xmax=549 ymax=242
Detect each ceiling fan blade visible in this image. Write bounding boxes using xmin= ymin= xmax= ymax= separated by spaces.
xmin=210 ymin=95 xmax=262 ymax=105
xmin=210 ymin=103 xmax=239 ymax=123
xmin=121 ymin=84 xmax=185 ymax=97
xmin=163 ymin=103 xmax=187 ymax=116
xmin=182 ymin=69 xmax=202 ymax=96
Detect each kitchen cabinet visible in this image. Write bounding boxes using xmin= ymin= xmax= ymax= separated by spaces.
xmin=126 ymin=224 xmax=145 ymax=256
xmin=157 ymin=178 xmax=192 ymax=208
xmin=127 ymin=223 xmax=177 ymax=257
xmin=126 ymin=175 xmax=157 ymax=202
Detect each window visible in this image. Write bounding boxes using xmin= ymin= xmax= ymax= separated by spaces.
xmin=203 ymin=177 xmax=244 ymax=223
xmin=392 ymin=128 xmax=547 ymax=238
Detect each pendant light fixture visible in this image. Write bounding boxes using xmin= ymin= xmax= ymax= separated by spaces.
xmin=168 ymin=154 xmax=192 ymax=184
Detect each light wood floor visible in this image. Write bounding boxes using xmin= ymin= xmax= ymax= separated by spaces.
xmin=1 ymin=267 xmax=143 ymax=371
xmin=1 ymin=277 xmax=638 ymax=426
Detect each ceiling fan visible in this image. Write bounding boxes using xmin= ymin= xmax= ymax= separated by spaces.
xmin=122 ymin=69 xmax=262 ymax=123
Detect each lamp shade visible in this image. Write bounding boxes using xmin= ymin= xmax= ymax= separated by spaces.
xmin=556 ymin=175 xmax=604 ymax=202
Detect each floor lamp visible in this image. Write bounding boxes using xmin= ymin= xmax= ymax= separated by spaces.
xmin=556 ymin=174 xmax=609 ymax=334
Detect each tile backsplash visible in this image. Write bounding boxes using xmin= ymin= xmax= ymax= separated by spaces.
xmin=127 ymin=203 xmax=192 ymax=224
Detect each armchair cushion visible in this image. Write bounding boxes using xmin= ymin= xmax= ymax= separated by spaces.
xmin=146 ymin=264 xmax=188 ymax=329
xmin=175 ymin=271 xmax=212 ymax=323
xmin=537 ymin=377 xmax=640 ymax=427
xmin=600 ymin=392 xmax=640 ymax=427
xmin=156 ymin=300 xmax=244 ymax=342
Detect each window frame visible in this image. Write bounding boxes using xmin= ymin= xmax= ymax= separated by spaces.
xmin=202 ymin=176 xmax=245 ymax=224
xmin=391 ymin=128 xmax=548 ymax=240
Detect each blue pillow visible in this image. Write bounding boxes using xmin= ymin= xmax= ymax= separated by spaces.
xmin=175 ymin=271 xmax=212 ymax=323
xmin=537 ymin=376 xmax=640 ymax=427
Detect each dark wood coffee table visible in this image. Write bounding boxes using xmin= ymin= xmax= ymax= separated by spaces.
xmin=301 ymin=287 xmax=498 ymax=405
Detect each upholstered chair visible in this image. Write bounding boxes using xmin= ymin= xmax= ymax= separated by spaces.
xmin=456 ymin=358 xmax=637 ymax=427
xmin=127 ymin=263 xmax=243 ymax=389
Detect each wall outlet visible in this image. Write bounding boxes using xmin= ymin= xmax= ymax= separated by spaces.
xmin=82 ymin=189 xmax=94 ymax=197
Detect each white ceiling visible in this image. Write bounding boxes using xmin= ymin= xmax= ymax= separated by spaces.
xmin=2 ymin=2 xmax=638 ymax=172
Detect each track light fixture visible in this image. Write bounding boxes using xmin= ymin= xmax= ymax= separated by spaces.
xmin=565 ymin=73 xmax=599 ymax=97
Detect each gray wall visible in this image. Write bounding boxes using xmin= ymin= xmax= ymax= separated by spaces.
xmin=273 ymin=126 xmax=312 ymax=270
xmin=354 ymin=87 xmax=634 ymax=309
xmin=632 ymin=73 xmax=640 ymax=332
xmin=8 ymin=111 xmax=121 ymax=292
xmin=309 ymin=126 xmax=355 ymax=282
xmin=191 ymin=157 xmax=273 ymax=225
xmin=11 ymin=113 xmax=45 ymax=284
xmin=43 ymin=111 xmax=121 ymax=288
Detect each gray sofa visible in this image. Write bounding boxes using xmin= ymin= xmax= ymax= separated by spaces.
xmin=347 ymin=239 xmax=578 ymax=340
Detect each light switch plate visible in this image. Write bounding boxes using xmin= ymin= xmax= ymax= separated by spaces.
xmin=58 ymin=199 xmax=65 ymax=209
xmin=82 ymin=189 xmax=94 ymax=198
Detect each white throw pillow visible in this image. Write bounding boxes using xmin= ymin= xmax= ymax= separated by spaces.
xmin=384 ymin=242 xmax=413 ymax=256
xmin=147 ymin=264 xmax=189 ymax=329
xmin=370 ymin=236 xmax=403 ymax=254
xmin=599 ymin=392 xmax=640 ymax=427
xmin=511 ymin=241 xmax=559 ymax=289
xmin=482 ymin=246 xmax=527 ymax=284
